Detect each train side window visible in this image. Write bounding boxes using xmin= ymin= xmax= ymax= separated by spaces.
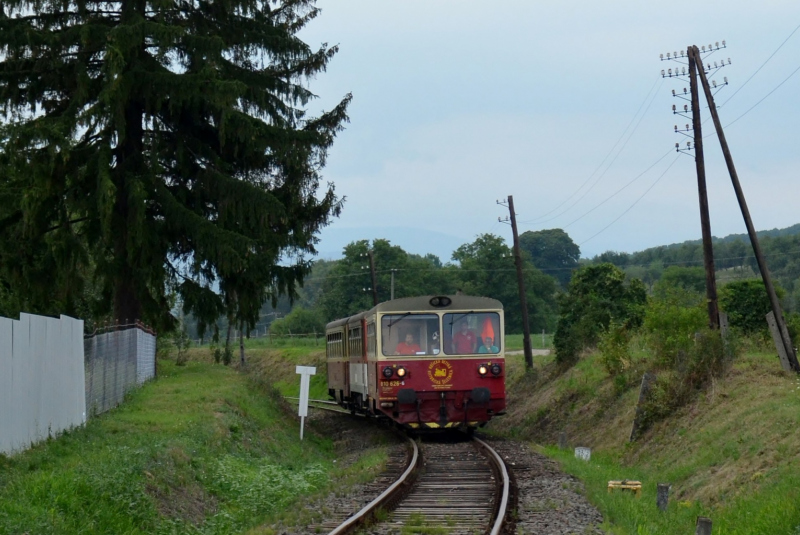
xmin=443 ymin=312 xmax=501 ymax=355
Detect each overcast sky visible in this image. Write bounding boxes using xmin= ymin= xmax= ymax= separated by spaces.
xmin=297 ymin=1 xmax=800 ymax=262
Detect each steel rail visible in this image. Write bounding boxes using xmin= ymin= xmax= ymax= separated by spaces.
xmin=473 ymin=437 xmax=511 ymax=535
xmin=328 ymin=434 xmax=419 ymax=535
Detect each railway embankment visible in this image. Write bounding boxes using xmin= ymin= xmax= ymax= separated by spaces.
xmin=491 ymin=347 xmax=800 ymax=533
xmin=0 ymin=347 xmax=390 ymax=534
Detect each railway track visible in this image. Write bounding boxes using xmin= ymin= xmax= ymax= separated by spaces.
xmin=285 ymin=398 xmax=510 ymax=533
xmin=329 ymin=434 xmax=510 ymax=535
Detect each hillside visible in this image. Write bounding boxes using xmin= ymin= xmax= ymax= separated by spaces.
xmin=489 ymin=348 xmax=800 ymax=534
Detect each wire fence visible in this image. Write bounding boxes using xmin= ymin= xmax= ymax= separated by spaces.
xmin=84 ymin=322 xmax=156 ymax=417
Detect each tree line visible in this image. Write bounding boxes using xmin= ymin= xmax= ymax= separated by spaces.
xmin=261 ymin=228 xmax=582 ymax=339
xmin=591 ymin=225 xmax=800 ymax=313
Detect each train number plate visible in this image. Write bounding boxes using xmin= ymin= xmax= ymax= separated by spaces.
xmin=380 ymin=380 xmax=403 ymax=387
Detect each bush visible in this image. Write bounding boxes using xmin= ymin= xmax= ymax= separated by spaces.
xmin=637 ymin=328 xmax=735 ymax=434
xmin=598 ymin=323 xmax=631 ymax=377
xmin=643 ymin=286 xmax=707 ymax=367
xmin=718 ymin=279 xmax=785 ymax=336
xmin=554 ymin=263 xmax=647 ymax=366
xmin=269 ymin=307 xmax=325 ymax=337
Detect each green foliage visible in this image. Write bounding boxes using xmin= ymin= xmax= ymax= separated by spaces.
xmin=269 ymin=307 xmax=325 ymax=336
xmin=518 ymin=228 xmax=580 ymax=288
xmin=318 ymin=239 xmax=455 ymax=321
xmin=173 ymin=327 xmax=192 ymax=366
xmin=598 ymin=323 xmax=631 ymax=378
xmin=719 ymin=279 xmax=785 ymax=335
xmin=644 ymin=286 xmax=708 ymax=367
xmin=638 ymin=329 xmax=735 ymax=432
xmin=592 ymin=226 xmax=800 ymax=314
xmin=554 ymin=263 xmax=647 ymax=365
xmin=655 ymin=266 xmax=707 ymax=295
xmin=452 ymin=234 xmax=559 ymax=333
xmin=0 ymin=1 xmax=350 ymax=333
xmin=0 ymin=360 xmax=356 ymax=533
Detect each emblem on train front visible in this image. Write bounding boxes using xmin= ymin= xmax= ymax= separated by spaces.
xmin=427 ymin=359 xmax=453 ymax=386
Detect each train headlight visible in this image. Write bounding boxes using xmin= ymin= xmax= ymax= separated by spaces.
xmin=396 ymin=366 xmax=407 ymax=378
xmin=382 ymin=366 xmax=394 ymax=378
xmin=478 ymin=364 xmax=488 ymax=376
xmin=490 ymin=363 xmax=502 ymax=376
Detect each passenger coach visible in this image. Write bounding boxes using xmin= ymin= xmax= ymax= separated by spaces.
xmin=326 ymin=295 xmax=506 ymax=430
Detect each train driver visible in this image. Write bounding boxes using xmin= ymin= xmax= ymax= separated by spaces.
xmin=395 ymin=333 xmax=422 ymax=355
xmin=453 ymin=321 xmax=476 ymax=354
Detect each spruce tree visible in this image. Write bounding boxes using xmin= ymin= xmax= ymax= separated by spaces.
xmin=0 ymin=1 xmax=350 ymax=332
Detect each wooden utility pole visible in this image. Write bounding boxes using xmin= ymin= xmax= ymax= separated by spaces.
xmin=507 ymin=195 xmax=534 ymax=370
xmin=692 ymin=44 xmax=799 ymax=371
xmin=687 ymin=45 xmax=720 ymax=330
xmin=368 ymin=250 xmax=378 ymax=306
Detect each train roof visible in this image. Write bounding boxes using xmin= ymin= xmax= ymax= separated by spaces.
xmin=325 ymin=295 xmax=502 ymax=330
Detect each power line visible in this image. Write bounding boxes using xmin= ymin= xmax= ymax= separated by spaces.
xmin=579 ymin=153 xmax=681 ymax=246
xmin=719 ymin=21 xmax=800 ymax=108
xmin=723 ymin=62 xmax=800 ymax=129
xmin=562 ymin=148 xmax=674 ymax=230
xmin=519 ymin=76 xmax=663 ymax=225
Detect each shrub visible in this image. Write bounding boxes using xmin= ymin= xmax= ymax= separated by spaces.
xmin=637 ymin=328 xmax=735 ymax=434
xmin=269 ymin=307 xmax=325 ymax=337
xmin=718 ymin=279 xmax=785 ymax=336
xmin=554 ymin=263 xmax=646 ymax=366
xmin=598 ymin=323 xmax=631 ymax=377
xmin=643 ymin=286 xmax=707 ymax=367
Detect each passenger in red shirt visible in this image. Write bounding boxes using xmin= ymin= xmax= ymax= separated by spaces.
xmin=395 ymin=333 xmax=422 ymax=355
xmin=453 ymin=322 xmax=476 ymax=354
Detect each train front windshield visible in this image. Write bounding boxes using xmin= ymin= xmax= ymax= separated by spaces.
xmin=443 ymin=312 xmax=501 ymax=355
xmin=381 ymin=314 xmax=441 ymax=356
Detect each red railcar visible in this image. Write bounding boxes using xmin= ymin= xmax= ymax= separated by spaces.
xmin=326 ymin=295 xmax=506 ymax=431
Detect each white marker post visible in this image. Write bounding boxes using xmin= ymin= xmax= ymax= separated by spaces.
xmin=296 ymin=365 xmax=316 ymax=440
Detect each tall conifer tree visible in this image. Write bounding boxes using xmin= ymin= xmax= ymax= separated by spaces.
xmin=0 ymin=0 xmax=350 ymax=332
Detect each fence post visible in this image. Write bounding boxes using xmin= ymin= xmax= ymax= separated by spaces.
xmin=558 ymin=431 xmax=567 ymax=450
xmin=656 ymin=483 xmax=670 ymax=512
xmin=630 ymin=372 xmax=655 ymax=442
xmin=695 ymin=516 xmax=712 ymax=535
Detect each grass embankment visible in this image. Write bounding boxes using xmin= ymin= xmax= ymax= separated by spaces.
xmin=0 ymin=344 xmax=388 ymax=534
xmin=491 ymin=348 xmax=800 ymax=534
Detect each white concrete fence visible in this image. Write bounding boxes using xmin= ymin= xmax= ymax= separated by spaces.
xmin=1 ymin=314 xmax=157 ymax=456
xmin=0 ymin=313 xmax=86 ymax=455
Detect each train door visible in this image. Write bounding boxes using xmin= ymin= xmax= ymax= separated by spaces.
xmin=348 ymin=322 xmax=368 ymax=399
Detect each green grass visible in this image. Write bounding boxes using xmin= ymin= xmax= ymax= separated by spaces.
xmin=0 ymin=358 xmax=382 ymax=534
xmin=545 ymin=446 xmax=800 ymax=534
xmin=493 ymin=343 xmax=800 ymax=535
xmin=503 ymin=332 xmax=553 ymax=351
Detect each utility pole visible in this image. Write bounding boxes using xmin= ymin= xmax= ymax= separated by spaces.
xmin=692 ymin=44 xmax=800 ymax=371
xmin=368 ymin=250 xmax=378 ymax=306
xmin=664 ymin=46 xmax=721 ymax=330
xmin=687 ymin=45 xmax=720 ymax=330
xmin=390 ymin=269 xmax=397 ymax=300
xmin=499 ymin=195 xmax=534 ymax=370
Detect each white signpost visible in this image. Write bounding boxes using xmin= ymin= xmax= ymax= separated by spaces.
xmin=296 ymin=365 xmax=316 ymax=440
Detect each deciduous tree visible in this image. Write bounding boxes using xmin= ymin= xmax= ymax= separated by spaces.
xmin=518 ymin=229 xmax=580 ymax=288
xmin=554 ymin=263 xmax=646 ymax=365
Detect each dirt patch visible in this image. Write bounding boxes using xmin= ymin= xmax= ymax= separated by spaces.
xmin=146 ymin=479 xmax=219 ymax=525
